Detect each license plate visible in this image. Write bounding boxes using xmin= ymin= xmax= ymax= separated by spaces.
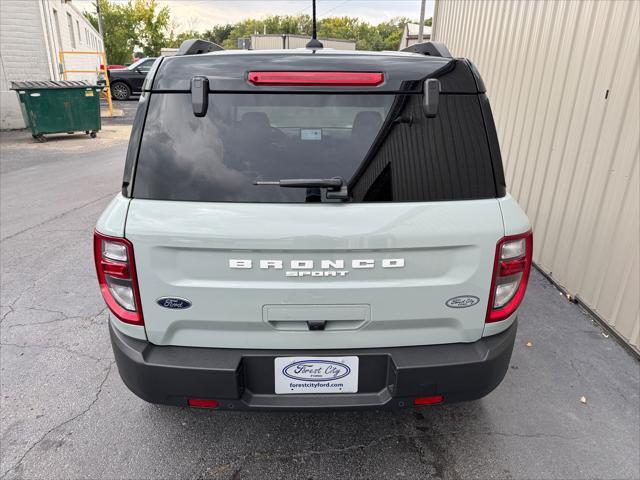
xmin=274 ymin=356 xmax=359 ymax=394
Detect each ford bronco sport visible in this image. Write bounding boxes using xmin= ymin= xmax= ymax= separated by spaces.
xmin=94 ymin=39 xmax=532 ymax=410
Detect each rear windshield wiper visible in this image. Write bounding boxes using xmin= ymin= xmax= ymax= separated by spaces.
xmin=254 ymin=177 xmax=349 ymax=200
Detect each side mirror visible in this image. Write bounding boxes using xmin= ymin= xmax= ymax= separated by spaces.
xmin=423 ymin=78 xmax=440 ymax=117
xmin=135 ymin=67 xmax=143 ymax=74
xmin=191 ymin=76 xmax=209 ymax=117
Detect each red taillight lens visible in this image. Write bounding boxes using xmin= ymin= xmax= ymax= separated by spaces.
xmin=94 ymin=231 xmax=143 ymax=325
xmin=248 ymin=71 xmax=384 ymax=86
xmin=187 ymin=398 xmax=219 ymax=409
xmin=413 ymin=395 xmax=444 ymax=406
xmin=486 ymin=231 xmax=533 ymax=323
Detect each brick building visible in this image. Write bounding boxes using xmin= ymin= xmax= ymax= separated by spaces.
xmin=0 ymin=0 xmax=104 ymax=129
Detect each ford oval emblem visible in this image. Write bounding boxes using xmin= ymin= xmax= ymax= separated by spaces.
xmin=156 ymin=297 xmax=192 ymax=309
xmin=446 ymin=295 xmax=480 ymax=308
xmin=282 ymin=360 xmax=351 ymax=382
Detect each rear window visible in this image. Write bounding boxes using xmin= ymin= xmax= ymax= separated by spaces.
xmin=133 ymin=93 xmax=497 ymax=202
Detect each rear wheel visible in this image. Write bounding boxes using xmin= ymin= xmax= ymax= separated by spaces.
xmin=111 ymin=82 xmax=131 ymax=101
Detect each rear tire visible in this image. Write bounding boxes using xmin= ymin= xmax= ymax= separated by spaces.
xmin=111 ymin=82 xmax=131 ymax=101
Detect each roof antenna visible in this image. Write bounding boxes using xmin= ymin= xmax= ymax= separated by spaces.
xmin=306 ymin=0 xmax=323 ymax=49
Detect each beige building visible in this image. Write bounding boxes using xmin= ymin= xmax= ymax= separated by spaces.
xmin=250 ymin=34 xmax=355 ymax=50
xmin=398 ymin=23 xmax=432 ymax=50
xmin=161 ymin=36 xmax=356 ymax=56
xmin=0 ymin=0 xmax=104 ymax=129
xmin=432 ymin=0 xmax=639 ymax=352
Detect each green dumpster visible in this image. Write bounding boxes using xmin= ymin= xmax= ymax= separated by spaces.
xmin=10 ymin=81 xmax=102 ymax=142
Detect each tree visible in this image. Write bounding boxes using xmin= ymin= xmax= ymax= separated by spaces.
xmin=167 ymin=29 xmax=201 ymax=49
xmin=202 ymin=24 xmax=234 ymax=46
xmin=85 ymin=3 xmax=425 ymax=59
xmin=376 ymin=17 xmax=412 ymax=51
xmin=134 ymin=0 xmax=172 ymax=57
xmin=84 ymin=0 xmax=171 ymax=64
xmin=85 ymin=0 xmax=137 ymax=64
xmin=219 ymin=15 xmax=312 ymax=49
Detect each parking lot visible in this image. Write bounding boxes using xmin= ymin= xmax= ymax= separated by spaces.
xmin=0 ymin=101 xmax=638 ymax=480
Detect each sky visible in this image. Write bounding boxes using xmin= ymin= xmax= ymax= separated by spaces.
xmin=73 ymin=0 xmax=434 ymax=33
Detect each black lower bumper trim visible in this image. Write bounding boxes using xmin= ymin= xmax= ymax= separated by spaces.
xmin=110 ymin=320 xmax=517 ymax=410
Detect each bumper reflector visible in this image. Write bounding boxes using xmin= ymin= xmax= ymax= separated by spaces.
xmin=187 ymin=398 xmax=220 ymax=409
xmin=413 ymin=395 xmax=444 ymax=406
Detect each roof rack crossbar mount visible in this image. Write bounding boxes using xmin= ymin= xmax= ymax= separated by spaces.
xmin=176 ymin=39 xmax=224 ymax=56
xmin=401 ymin=41 xmax=452 ymax=58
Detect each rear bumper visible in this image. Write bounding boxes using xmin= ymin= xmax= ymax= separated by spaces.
xmin=110 ymin=320 xmax=517 ymax=410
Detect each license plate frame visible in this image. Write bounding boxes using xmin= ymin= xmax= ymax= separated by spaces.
xmin=274 ymin=356 xmax=359 ymax=394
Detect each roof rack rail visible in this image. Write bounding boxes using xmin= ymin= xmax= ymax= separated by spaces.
xmin=176 ymin=39 xmax=224 ymax=56
xmin=401 ymin=41 xmax=452 ymax=58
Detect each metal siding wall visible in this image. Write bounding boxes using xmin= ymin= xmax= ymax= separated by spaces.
xmin=251 ymin=35 xmax=356 ymax=50
xmin=322 ymin=40 xmax=356 ymax=50
xmin=433 ymin=0 xmax=640 ymax=351
xmin=251 ymin=35 xmax=285 ymax=50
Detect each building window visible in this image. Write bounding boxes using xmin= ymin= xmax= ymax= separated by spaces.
xmin=52 ymin=8 xmax=63 ymax=78
xmin=53 ymin=9 xmax=63 ymax=51
xmin=77 ymin=20 xmax=81 ymax=45
xmin=67 ymin=13 xmax=76 ymax=48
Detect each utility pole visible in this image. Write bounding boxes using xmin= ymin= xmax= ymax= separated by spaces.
xmin=417 ymin=0 xmax=426 ymax=43
xmin=95 ymin=0 xmax=104 ymax=38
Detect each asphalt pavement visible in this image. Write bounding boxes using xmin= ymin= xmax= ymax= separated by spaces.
xmin=1 ymin=101 xmax=638 ymax=480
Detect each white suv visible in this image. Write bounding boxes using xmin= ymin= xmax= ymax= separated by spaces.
xmin=94 ymin=41 xmax=532 ymax=410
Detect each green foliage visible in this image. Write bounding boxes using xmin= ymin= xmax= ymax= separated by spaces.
xmin=202 ymin=24 xmax=234 ymax=46
xmin=166 ymin=29 xmax=201 ymax=49
xmin=314 ymin=16 xmax=415 ymax=51
xmin=85 ymin=2 xmax=432 ymax=61
xmin=219 ymin=15 xmax=313 ymax=49
xmin=84 ymin=0 xmax=172 ymax=64
xmin=213 ymin=14 xmax=424 ymax=51
xmin=135 ymin=0 xmax=171 ymax=57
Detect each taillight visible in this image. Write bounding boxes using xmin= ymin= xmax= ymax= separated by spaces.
xmin=486 ymin=231 xmax=533 ymax=323
xmin=94 ymin=231 xmax=143 ymax=325
xmin=248 ymin=71 xmax=384 ymax=86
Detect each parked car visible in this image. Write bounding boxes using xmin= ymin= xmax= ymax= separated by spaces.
xmin=94 ymin=40 xmax=532 ymax=410
xmin=97 ymin=64 xmax=126 ymax=88
xmin=106 ymin=57 xmax=157 ymax=100
xmin=100 ymin=63 xmax=127 ymax=70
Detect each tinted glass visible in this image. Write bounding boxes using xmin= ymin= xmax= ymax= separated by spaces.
xmin=133 ymin=93 xmax=496 ymax=202
xmin=128 ymin=58 xmax=155 ymax=71
xmin=138 ymin=59 xmax=155 ymax=73
xmin=127 ymin=59 xmax=145 ymax=70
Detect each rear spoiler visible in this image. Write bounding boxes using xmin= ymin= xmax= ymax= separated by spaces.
xmin=401 ymin=41 xmax=452 ymax=58
xmin=176 ymin=39 xmax=223 ymax=56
